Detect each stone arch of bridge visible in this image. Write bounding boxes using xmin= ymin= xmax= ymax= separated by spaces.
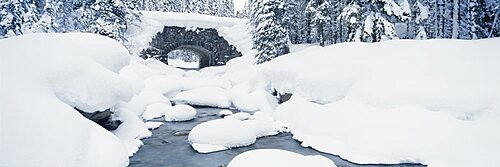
xmin=141 ymin=26 xmax=242 ymax=69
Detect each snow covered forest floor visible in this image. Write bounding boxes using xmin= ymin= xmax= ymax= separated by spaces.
xmin=1 ymin=10 xmax=500 ymax=167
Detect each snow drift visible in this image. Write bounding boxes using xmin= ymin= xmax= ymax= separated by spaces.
xmin=261 ymin=39 xmax=500 ymax=167
xmin=227 ymin=149 xmax=336 ymax=167
xmin=0 ymin=33 xmax=133 ymax=167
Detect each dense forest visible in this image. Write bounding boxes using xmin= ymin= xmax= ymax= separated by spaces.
xmin=1 ymin=0 xmax=499 ymax=63
xmin=0 ymin=0 xmax=235 ymax=41
xmin=247 ymin=0 xmax=500 ymax=62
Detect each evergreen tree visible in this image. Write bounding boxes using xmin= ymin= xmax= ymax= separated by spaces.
xmin=251 ymin=0 xmax=290 ymax=64
xmin=413 ymin=0 xmax=430 ymax=39
xmin=307 ymin=0 xmax=333 ymax=46
xmin=218 ymin=0 xmax=235 ymax=17
xmin=81 ymin=0 xmax=129 ymax=42
xmin=338 ymin=1 xmax=363 ymax=42
xmin=0 ymin=0 xmax=39 ymax=38
xmin=361 ymin=0 xmax=410 ymax=42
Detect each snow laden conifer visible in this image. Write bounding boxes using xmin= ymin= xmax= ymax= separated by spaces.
xmin=337 ymin=2 xmax=362 ymax=42
xmin=81 ymin=0 xmax=129 ymax=42
xmin=306 ymin=0 xmax=333 ymax=46
xmin=412 ymin=0 xmax=429 ymax=39
xmin=361 ymin=0 xmax=410 ymax=42
xmin=250 ymin=0 xmax=290 ymax=64
xmin=0 ymin=0 xmax=39 ymax=38
xmin=282 ymin=0 xmax=307 ymax=44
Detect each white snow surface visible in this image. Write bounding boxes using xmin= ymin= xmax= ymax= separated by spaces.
xmin=165 ymin=105 xmax=197 ymax=122
xmin=224 ymin=112 xmax=251 ymax=121
xmin=227 ymin=149 xmax=337 ymax=167
xmin=189 ymin=119 xmax=256 ymax=153
xmin=174 ymin=86 xmax=232 ymax=108
xmin=189 ymin=118 xmax=282 ymax=153
xmin=145 ymin=122 xmax=164 ymax=130
xmin=261 ymin=39 xmax=500 ymax=167
xmin=143 ymin=102 xmax=171 ymax=120
xmin=219 ymin=109 xmax=234 ymax=116
xmin=168 ymin=58 xmax=199 ymax=69
xmin=0 ymin=33 xmax=132 ymax=167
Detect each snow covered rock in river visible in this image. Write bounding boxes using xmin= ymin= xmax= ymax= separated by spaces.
xmin=165 ymin=105 xmax=197 ymax=122
xmin=173 ymin=86 xmax=231 ymax=108
xmin=224 ymin=112 xmax=251 ymax=121
xmin=188 ymin=119 xmax=256 ymax=153
xmin=188 ymin=117 xmax=282 ymax=153
xmin=219 ymin=109 xmax=234 ymax=117
xmin=0 ymin=33 xmax=132 ymax=167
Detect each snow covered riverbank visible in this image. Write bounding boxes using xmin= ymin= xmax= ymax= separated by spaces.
xmin=258 ymin=39 xmax=500 ymax=167
xmin=1 ymin=31 xmax=499 ymax=167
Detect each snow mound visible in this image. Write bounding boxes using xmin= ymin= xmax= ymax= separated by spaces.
xmin=174 ymin=87 xmax=231 ymax=108
xmin=144 ymin=58 xmax=186 ymax=76
xmin=181 ymin=76 xmax=232 ymax=90
xmin=143 ymin=102 xmax=171 ymax=120
xmin=165 ymin=105 xmax=197 ymax=122
xmin=143 ymin=75 xmax=184 ymax=98
xmin=224 ymin=112 xmax=251 ymax=121
xmin=219 ymin=109 xmax=234 ymax=117
xmin=227 ymin=149 xmax=336 ymax=167
xmin=188 ymin=117 xmax=283 ymax=153
xmin=119 ymin=91 xmax=170 ymax=116
xmin=145 ymin=122 xmax=164 ymax=130
xmin=188 ymin=119 xmax=256 ymax=153
xmin=0 ymin=33 xmax=131 ymax=167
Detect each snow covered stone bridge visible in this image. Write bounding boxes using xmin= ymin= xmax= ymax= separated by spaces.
xmin=128 ymin=12 xmax=254 ymax=68
xmin=141 ymin=26 xmax=242 ymax=68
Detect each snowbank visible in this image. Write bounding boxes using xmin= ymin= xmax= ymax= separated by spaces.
xmin=262 ymin=39 xmax=500 ymax=167
xmin=165 ymin=105 xmax=197 ymax=122
xmin=227 ymin=149 xmax=336 ymax=167
xmin=181 ymin=76 xmax=232 ymax=90
xmin=0 ymin=33 xmax=132 ymax=167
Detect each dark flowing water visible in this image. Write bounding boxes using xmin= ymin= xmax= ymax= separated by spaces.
xmin=129 ymin=107 xmax=426 ymax=167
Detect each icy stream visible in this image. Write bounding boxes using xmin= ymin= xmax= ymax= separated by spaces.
xmin=129 ymin=107 xmax=426 ymax=167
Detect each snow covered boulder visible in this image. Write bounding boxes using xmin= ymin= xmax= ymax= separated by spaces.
xmin=143 ymin=102 xmax=171 ymax=120
xmin=219 ymin=109 xmax=234 ymax=117
xmin=165 ymin=105 xmax=197 ymax=122
xmin=188 ymin=119 xmax=256 ymax=153
xmin=227 ymin=149 xmax=336 ymax=167
xmin=173 ymin=87 xmax=231 ymax=108
xmin=224 ymin=112 xmax=251 ymax=121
